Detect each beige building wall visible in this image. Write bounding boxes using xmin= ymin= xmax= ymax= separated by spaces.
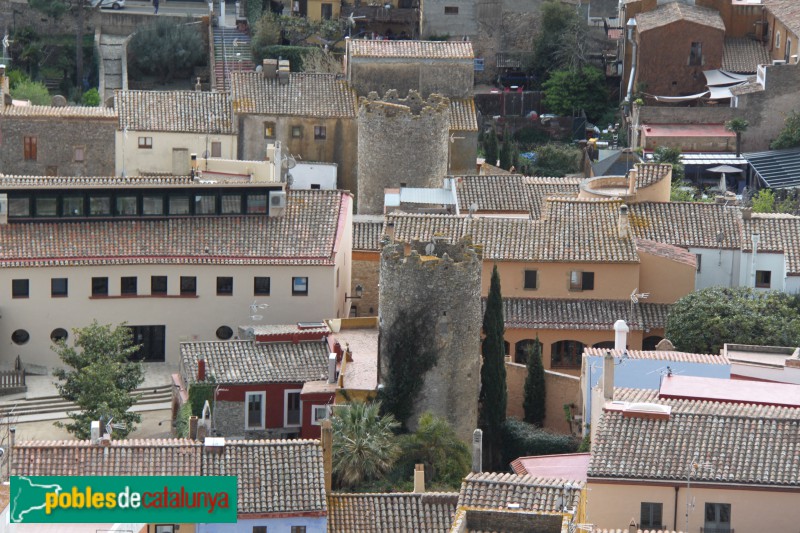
xmin=0 ymin=262 xmax=347 ymax=369
xmin=506 ymin=362 xmax=581 ymax=434
xmin=350 ymin=251 xmax=380 ymax=317
xmin=637 ymin=250 xmax=695 ymax=304
xmin=587 ymin=481 xmax=800 ymax=532
xmin=306 ymin=0 xmax=341 ymax=21
xmin=115 ymin=131 xmax=238 ymax=177
xmin=767 ymin=10 xmax=799 ymax=63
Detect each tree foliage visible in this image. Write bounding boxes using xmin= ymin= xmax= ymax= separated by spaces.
xmin=531 ymin=0 xmax=580 ymax=82
xmin=483 ymin=128 xmax=499 ymax=166
xmin=128 ymin=18 xmax=206 ymax=83
xmin=479 ymin=266 xmax=507 ymax=469
xmin=501 ymin=418 xmax=579 ymax=466
xmin=522 ymin=338 xmax=545 ymax=427
xmin=499 ymin=130 xmax=513 ymax=170
xmin=747 ymin=188 xmax=800 ymax=215
xmin=665 ymin=287 xmax=800 ymax=354
xmin=379 ymin=309 xmax=437 ymax=430
xmin=10 ymin=79 xmax=51 ymax=105
xmin=395 ymin=412 xmax=471 ymax=489
xmin=252 ymin=12 xmax=343 ymax=53
xmin=81 ymin=87 xmax=100 ymax=106
xmin=751 ymin=189 xmax=776 ymax=213
xmin=725 ymin=117 xmax=749 ymax=157
xmin=331 ymin=401 xmax=401 ymax=489
xmin=532 ymin=143 xmax=581 ymax=177
xmin=52 ymin=321 xmax=145 ymax=440
xmin=542 ymin=66 xmax=608 ymax=122
xmin=771 ymin=111 xmax=800 ymax=150
xmin=652 ymin=145 xmax=686 ymax=183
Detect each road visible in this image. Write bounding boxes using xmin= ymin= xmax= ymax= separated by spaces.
xmin=112 ymin=0 xmax=210 ymax=17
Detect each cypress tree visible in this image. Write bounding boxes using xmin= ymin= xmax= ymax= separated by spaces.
xmin=479 ymin=265 xmax=507 ymax=469
xmin=484 ymin=128 xmax=499 ymax=166
xmin=499 ymin=130 xmax=513 ymax=170
xmin=522 ymin=337 xmax=546 ymax=427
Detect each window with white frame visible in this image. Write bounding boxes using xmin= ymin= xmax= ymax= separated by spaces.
xmin=245 ymin=391 xmax=266 ymax=429
xmin=284 ymin=390 xmax=302 ymax=427
xmin=776 ymin=30 xmax=781 ymax=48
xmin=311 ymin=405 xmax=331 ymax=425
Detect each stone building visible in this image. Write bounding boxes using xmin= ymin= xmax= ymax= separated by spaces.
xmin=350 ymin=215 xmax=384 ymax=317
xmin=357 ymin=90 xmax=450 ymax=214
xmin=0 ymin=105 xmax=117 ymax=177
xmin=379 ymin=238 xmax=482 ymax=443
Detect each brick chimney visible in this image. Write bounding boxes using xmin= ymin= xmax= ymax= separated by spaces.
xmin=321 ymin=419 xmax=333 ymax=494
xmin=197 ymin=358 xmax=206 ymax=382
xmin=189 ymin=415 xmax=199 ymax=440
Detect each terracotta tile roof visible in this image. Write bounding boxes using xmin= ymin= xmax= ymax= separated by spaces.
xmin=116 ymin=90 xmax=234 ymax=133
xmin=590 ymin=389 xmax=800 ymax=486
xmin=203 ymin=439 xmax=327 ymax=515
xmin=627 ymin=202 xmax=742 ymax=249
xmin=635 ymin=238 xmax=697 ymax=268
xmin=348 ymin=40 xmax=474 ymax=59
xmin=635 ymin=163 xmax=672 ymax=189
xmin=583 ymin=348 xmax=729 ymax=365
xmin=181 ymin=340 xmax=330 ymax=385
xmin=635 ymin=2 xmax=725 ymax=33
xmin=500 ymin=298 xmax=671 ymax=331
xmin=450 ymin=99 xmax=478 ymax=131
xmin=247 ymin=324 xmax=330 ymax=338
xmin=723 ymin=37 xmax=770 ymax=73
xmin=230 ymin=72 xmax=357 ymax=118
xmin=456 ymin=175 xmax=581 ymax=216
xmin=353 ymin=215 xmax=385 ymax=251
xmin=328 ymin=492 xmax=458 ymax=532
xmin=742 ymin=213 xmax=800 ymax=275
xmin=0 ymin=190 xmax=346 ymax=267
xmin=764 ymin=0 xmax=800 ymax=39
xmin=389 ymin=198 xmax=638 ymax=263
xmin=14 ymin=439 xmax=327 ymax=515
xmin=0 ymin=105 xmax=117 ymax=119
xmin=0 ymin=175 xmax=220 ymax=188
xmin=457 ymin=473 xmax=583 ymax=512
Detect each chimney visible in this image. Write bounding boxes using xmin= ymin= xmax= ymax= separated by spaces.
xmin=742 ymin=207 xmax=752 ymax=220
xmin=195 ymin=77 xmax=202 ymax=92
xmin=471 ymin=429 xmax=483 ymax=473
xmin=614 ymin=319 xmax=629 ymax=351
xmin=328 ymin=353 xmax=337 ymax=384
xmin=189 ymin=415 xmax=199 ymax=440
xmin=321 ymin=419 xmax=333 ymax=494
xmin=603 ymin=351 xmax=614 ymax=402
xmin=413 ymin=464 xmax=426 ymax=493
xmin=91 ymin=421 xmax=101 ymax=444
xmin=204 ymin=437 xmax=226 ymax=454
xmin=0 ymin=194 xmax=8 ymax=225
xmin=627 ymin=168 xmax=637 ymax=195
xmin=262 ymin=58 xmax=278 ymax=79
xmin=618 ymin=205 xmax=630 ymax=239
xmin=278 ymin=59 xmax=290 ymax=85
xmin=197 ymin=358 xmax=206 ymax=382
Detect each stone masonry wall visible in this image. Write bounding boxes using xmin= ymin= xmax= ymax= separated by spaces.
xmin=213 ymin=400 xmax=299 ymax=439
xmin=351 ymin=254 xmax=380 ymax=317
xmin=0 ymin=116 xmax=116 ymax=176
xmin=349 ymin=59 xmax=474 ymax=99
xmin=379 ymin=238 xmax=482 ymax=443
xmin=356 ymin=90 xmax=449 ymax=214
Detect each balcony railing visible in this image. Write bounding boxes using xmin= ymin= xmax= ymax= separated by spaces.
xmin=701 ymin=527 xmax=733 ymax=533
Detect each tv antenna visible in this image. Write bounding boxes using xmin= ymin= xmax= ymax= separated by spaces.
xmin=468 ymin=202 xmax=478 ymax=218
xmin=346 ymin=13 xmax=366 ymax=37
xmin=104 ymin=417 xmax=126 ymax=436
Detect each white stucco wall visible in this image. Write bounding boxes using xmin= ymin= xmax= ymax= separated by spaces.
xmin=288 ymin=163 xmax=338 ymax=190
xmin=690 ymin=247 xmax=740 ymax=290
xmin=115 ymin=131 xmax=238 ymax=177
xmin=738 ymin=251 xmax=786 ymax=291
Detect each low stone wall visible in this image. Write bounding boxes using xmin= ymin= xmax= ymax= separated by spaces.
xmin=212 ymin=400 xmax=299 ymax=439
xmin=506 ymin=361 xmax=581 ymax=435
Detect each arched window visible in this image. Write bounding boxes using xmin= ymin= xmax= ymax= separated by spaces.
xmin=515 ymin=339 xmax=543 ymax=365
xmin=593 ymin=341 xmax=615 ymax=349
xmin=551 ymin=340 xmax=586 ymax=368
xmin=643 ymin=335 xmax=663 ymax=351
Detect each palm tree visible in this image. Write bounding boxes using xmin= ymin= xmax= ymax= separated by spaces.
xmin=725 ymin=118 xmax=749 ymax=157
xmin=401 ymin=412 xmax=471 ymax=488
xmin=331 ymin=401 xmax=401 ymax=489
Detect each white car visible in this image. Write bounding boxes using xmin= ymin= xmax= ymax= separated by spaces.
xmin=90 ymin=0 xmax=125 ymax=9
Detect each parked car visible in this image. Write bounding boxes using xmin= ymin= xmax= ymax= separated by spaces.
xmin=88 ymin=0 xmax=125 ymax=9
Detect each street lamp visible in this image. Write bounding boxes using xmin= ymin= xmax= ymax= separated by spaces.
xmin=345 ymin=284 xmax=363 ymax=300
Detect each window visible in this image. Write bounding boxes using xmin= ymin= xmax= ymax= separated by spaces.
xmin=246 ymin=391 xmax=265 ymax=429
xmin=264 ymin=122 xmax=276 ymax=138
xmin=551 ymin=340 xmax=585 ymax=368
xmin=74 ymin=146 xmax=85 ymax=162
xmin=155 ymin=526 xmax=176 ymax=533
xmin=285 ymin=390 xmax=302 ymax=427
xmin=569 ymin=271 xmax=594 ymax=291
xmin=92 ymin=277 xmax=109 ymax=297
xmin=217 ymin=276 xmax=234 ymax=295
xmin=755 ymin=270 xmax=771 ymax=288
xmin=704 ymin=503 xmax=731 ymax=533
xmin=514 ymin=339 xmax=542 ymax=365
xmin=222 ymin=194 xmax=242 ymax=214
xmin=138 ymin=136 xmax=153 ymax=149
xmin=23 ymin=136 xmax=37 ymax=160
xmin=143 ymin=195 xmax=165 ymax=216
xmin=253 ymin=527 xmax=267 ymax=533
xmin=312 ymin=405 xmax=331 ymax=425
xmin=128 ymin=325 xmax=166 ymax=362
xmin=36 ymin=197 xmax=58 ymax=217
xmin=9 ymin=197 xmax=30 ymax=217
xmin=689 ymin=41 xmax=702 ymax=66
xmin=211 ymin=141 xmax=222 ymax=158
xmin=89 ymin=196 xmax=111 ymax=216
xmin=180 ymin=276 xmax=197 ymax=296
xmin=696 ymin=253 xmax=702 ymax=273
xmin=247 ymin=193 xmax=268 ymax=214
xmin=121 ymin=277 xmax=137 ymax=295
xmin=336 ymin=268 xmax=340 ymax=288
xmin=195 ymin=195 xmax=216 ymax=215
xmin=314 ymin=125 xmax=327 ymax=139
xmin=776 ymin=30 xmax=781 ymax=49
xmin=254 ymin=277 xmax=271 ymax=296
xmin=169 ymin=195 xmax=190 ymax=215
xmin=151 ymin=276 xmax=168 ymax=295
xmin=216 ymin=326 xmax=234 ymax=340
xmin=50 ymin=328 xmax=68 ymax=343
xmin=524 ymin=270 xmax=538 ymax=290
xmin=63 ymin=196 xmax=84 ymax=217
xmin=640 ymin=502 xmax=663 ymax=529
xmin=117 ymin=196 xmax=138 ymax=216
xmin=11 ymin=329 xmax=30 ymax=345
xmin=12 ymin=279 xmax=29 ymax=299
xmin=291 ymin=125 xmax=303 ymax=138
xmin=444 ymin=6 xmax=458 ymax=14
xmin=290 ymin=527 xmax=306 ymax=533
xmin=321 ymin=2 xmax=332 ymax=19
xmin=292 ymin=277 xmax=308 ymax=296
xmin=51 ymin=278 xmax=68 ymax=297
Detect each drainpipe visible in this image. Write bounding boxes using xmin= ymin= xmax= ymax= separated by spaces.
xmin=625 ymin=18 xmax=638 ymax=103
xmin=673 ymin=486 xmax=679 ymax=531
xmin=751 ymin=232 xmax=760 ymax=287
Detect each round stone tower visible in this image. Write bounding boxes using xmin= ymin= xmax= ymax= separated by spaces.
xmin=379 ymin=237 xmax=482 ymax=443
xmin=357 ymin=90 xmax=450 ymax=214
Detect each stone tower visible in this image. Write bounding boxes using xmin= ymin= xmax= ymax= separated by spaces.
xmin=356 ymin=90 xmax=450 ymax=214
xmin=379 ymin=237 xmax=482 ymax=443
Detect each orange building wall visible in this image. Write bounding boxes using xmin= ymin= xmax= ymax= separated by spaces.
xmin=637 ymin=250 xmax=695 ymax=304
xmin=506 ymin=362 xmax=581 ymax=435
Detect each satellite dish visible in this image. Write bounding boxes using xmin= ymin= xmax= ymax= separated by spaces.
xmin=256 ymin=65 xmax=263 ymax=73
xmin=202 ymin=150 xmax=210 ymax=158
xmin=425 ymin=242 xmax=435 ymax=255
xmin=282 ymin=155 xmax=297 ymax=169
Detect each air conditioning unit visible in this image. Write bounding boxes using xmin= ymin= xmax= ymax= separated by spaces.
xmin=269 ymin=190 xmax=287 ymax=216
xmin=772 ymin=59 xmax=787 ymax=65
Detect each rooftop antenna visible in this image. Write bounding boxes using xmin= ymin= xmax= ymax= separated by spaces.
xmin=468 ymin=202 xmax=478 ymax=218
xmin=716 ymin=230 xmax=725 ymax=266
xmin=346 ymin=13 xmax=366 ymax=37
xmin=629 ymin=288 xmax=649 ymax=326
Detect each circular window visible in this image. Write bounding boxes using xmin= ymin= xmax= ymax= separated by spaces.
xmin=11 ymin=329 xmax=30 ymax=345
xmin=50 ymin=328 xmax=69 ymax=343
xmin=216 ymin=326 xmax=233 ymax=340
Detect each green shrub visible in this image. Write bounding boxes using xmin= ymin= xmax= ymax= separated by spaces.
xmin=10 ymin=79 xmax=51 ymax=105
xmin=246 ymin=0 xmax=264 ymax=28
xmin=174 ymin=402 xmax=192 ymax=438
xmin=501 ymin=418 xmax=579 ymax=466
xmin=513 ymin=126 xmax=550 ymax=147
xmin=252 ymin=45 xmax=316 ymax=71
xmin=188 ymin=380 xmax=215 ymax=416
xmin=6 ymin=69 xmax=30 ymax=90
xmin=81 ymin=88 xmax=100 ymax=107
